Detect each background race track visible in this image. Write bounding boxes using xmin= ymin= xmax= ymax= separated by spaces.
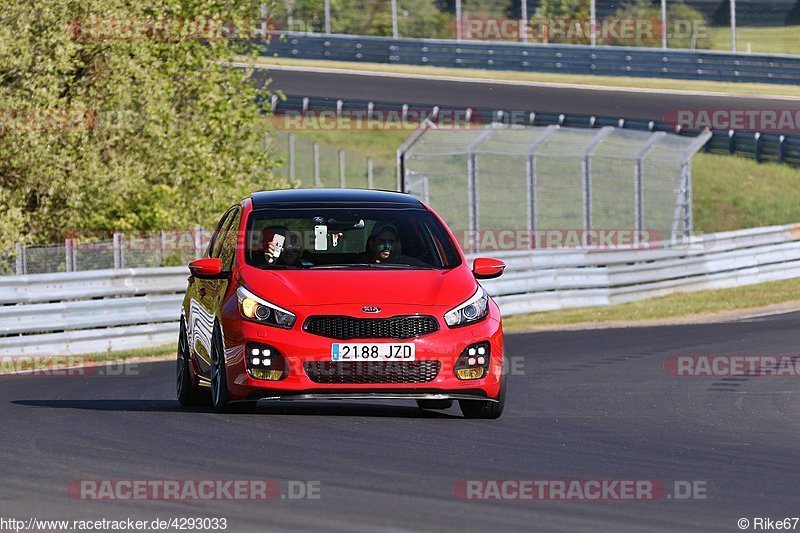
xmin=2 ymin=312 xmax=799 ymax=532
xmin=258 ymin=66 xmax=800 ymax=123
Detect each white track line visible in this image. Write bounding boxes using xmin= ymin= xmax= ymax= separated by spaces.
xmin=232 ymin=61 xmax=800 ymax=102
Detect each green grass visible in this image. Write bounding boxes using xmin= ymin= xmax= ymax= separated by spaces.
xmin=503 ymin=277 xmax=800 ymax=332
xmin=274 ymin=125 xmax=800 ymax=233
xmin=270 ymin=124 xmax=800 ymax=330
xmin=247 ymin=56 xmax=800 ymax=98
xmin=78 ymin=344 xmax=176 ymax=363
xmin=709 ymin=25 xmax=800 ymax=55
xmin=693 ymin=153 xmax=800 ymax=232
xmin=0 ymin=345 xmax=175 ymax=374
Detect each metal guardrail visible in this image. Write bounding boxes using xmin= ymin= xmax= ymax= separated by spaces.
xmin=270 ymin=94 xmax=800 ymax=168
xmin=1 ymin=224 xmax=799 ymax=356
xmin=263 ymin=33 xmax=800 ymax=85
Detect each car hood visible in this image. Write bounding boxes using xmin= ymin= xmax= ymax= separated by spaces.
xmin=237 ymin=265 xmax=476 ymax=308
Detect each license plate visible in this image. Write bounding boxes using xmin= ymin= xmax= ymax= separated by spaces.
xmin=331 ymin=343 xmax=415 ymax=361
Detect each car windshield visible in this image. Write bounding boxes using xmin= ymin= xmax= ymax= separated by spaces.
xmin=245 ymin=206 xmax=461 ymax=270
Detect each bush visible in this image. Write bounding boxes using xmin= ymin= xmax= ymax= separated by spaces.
xmin=0 ymin=0 xmax=287 ymax=248
xmin=609 ymin=0 xmax=711 ymax=49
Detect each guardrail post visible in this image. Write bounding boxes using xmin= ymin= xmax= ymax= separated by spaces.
xmin=313 ymin=142 xmax=321 ymax=187
xmin=754 ymin=132 xmax=761 ymax=163
xmin=194 ymin=226 xmax=204 ymax=259
xmin=159 ymin=230 xmax=167 ymax=266
xmin=113 ymin=232 xmax=123 ymax=269
xmin=779 ymin=135 xmax=786 ymax=163
xmin=728 ymin=129 xmax=736 ymax=154
xmin=65 ymin=238 xmax=72 ymax=272
xmin=367 ymin=157 xmax=374 ymax=189
xmin=338 ymin=149 xmax=346 ymax=188
xmin=288 ymin=133 xmax=296 ymax=182
xmin=72 ymin=239 xmax=78 ymax=272
xmin=15 ymin=243 xmax=24 ymax=275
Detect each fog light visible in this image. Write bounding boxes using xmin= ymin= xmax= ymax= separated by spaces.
xmin=456 ymin=368 xmax=485 ymax=380
xmin=251 ymin=369 xmax=283 ymax=380
xmin=454 ymin=341 xmax=491 ymax=380
xmin=245 ymin=342 xmax=287 ymax=381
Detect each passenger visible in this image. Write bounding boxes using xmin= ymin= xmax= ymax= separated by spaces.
xmin=262 ymin=227 xmax=311 ymax=267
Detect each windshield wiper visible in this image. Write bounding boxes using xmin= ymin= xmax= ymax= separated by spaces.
xmin=308 ymin=263 xmax=374 ymax=269
xmin=308 ymin=263 xmax=437 ymax=270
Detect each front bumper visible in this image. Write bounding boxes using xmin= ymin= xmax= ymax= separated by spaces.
xmin=221 ymin=309 xmax=504 ymax=402
xmin=246 ymin=391 xmax=498 ymax=403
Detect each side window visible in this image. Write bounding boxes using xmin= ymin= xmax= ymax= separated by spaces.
xmin=207 ymin=208 xmax=235 ymax=258
xmin=218 ymin=208 xmax=242 ymax=270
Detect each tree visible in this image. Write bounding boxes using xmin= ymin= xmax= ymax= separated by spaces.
xmin=534 ymin=0 xmax=589 ymax=19
xmin=611 ymin=0 xmax=711 ymax=49
xmin=533 ymin=0 xmax=590 ymax=44
xmin=0 ymin=0 xmax=287 ymax=249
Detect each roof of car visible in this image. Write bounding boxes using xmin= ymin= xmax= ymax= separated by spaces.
xmin=250 ymin=188 xmax=423 ymax=208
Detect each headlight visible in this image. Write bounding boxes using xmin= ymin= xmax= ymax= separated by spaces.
xmin=444 ymin=287 xmax=489 ymax=328
xmin=236 ymin=287 xmax=296 ymax=329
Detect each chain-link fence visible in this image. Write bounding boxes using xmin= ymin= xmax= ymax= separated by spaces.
xmin=270 ymin=131 xmax=396 ymax=190
xmin=3 ymin=230 xmax=211 ymax=276
xmin=266 ymin=0 xmax=798 ymax=53
xmin=400 ymin=123 xmax=711 ymax=253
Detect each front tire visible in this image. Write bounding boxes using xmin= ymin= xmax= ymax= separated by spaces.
xmin=177 ymin=319 xmax=205 ymax=407
xmin=210 ymin=325 xmax=231 ymax=412
xmin=459 ymin=378 xmax=506 ymax=419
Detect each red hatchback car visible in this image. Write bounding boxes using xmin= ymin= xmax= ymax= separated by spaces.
xmin=176 ymin=189 xmax=507 ymax=418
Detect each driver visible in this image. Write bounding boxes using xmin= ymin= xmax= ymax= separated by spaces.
xmin=362 ymin=223 xmax=426 ymax=266
xmin=366 ymin=223 xmax=399 ymax=263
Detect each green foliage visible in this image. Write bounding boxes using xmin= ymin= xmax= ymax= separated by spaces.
xmin=271 ymin=0 xmax=454 ymax=38
xmin=462 ymin=0 xmax=513 ymax=18
xmin=532 ymin=0 xmax=591 ymax=44
xmin=533 ymin=0 xmax=590 ymax=19
xmin=0 ymin=0 xmax=287 ymax=248
xmin=612 ymin=0 xmax=711 ymax=49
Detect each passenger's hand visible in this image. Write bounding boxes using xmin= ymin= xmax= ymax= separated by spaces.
xmin=265 ymin=242 xmax=278 ymax=263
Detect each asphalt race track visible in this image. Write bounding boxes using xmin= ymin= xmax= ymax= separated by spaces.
xmin=2 ymin=311 xmax=799 ymax=532
xmin=257 ymin=66 xmax=800 ymax=122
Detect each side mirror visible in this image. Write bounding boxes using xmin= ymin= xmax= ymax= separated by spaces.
xmin=188 ymin=258 xmax=229 ymax=279
xmin=472 ymin=258 xmax=505 ymax=280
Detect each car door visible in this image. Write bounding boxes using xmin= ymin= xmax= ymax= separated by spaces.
xmin=187 ymin=205 xmax=240 ymax=377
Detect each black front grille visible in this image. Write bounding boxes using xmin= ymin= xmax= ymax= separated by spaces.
xmin=303 ymin=315 xmax=439 ymax=340
xmin=304 ymin=361 xmax=441 ymax=384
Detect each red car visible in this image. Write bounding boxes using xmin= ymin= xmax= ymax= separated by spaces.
xmin=176 ymin=189 xmax=507 ymax=418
